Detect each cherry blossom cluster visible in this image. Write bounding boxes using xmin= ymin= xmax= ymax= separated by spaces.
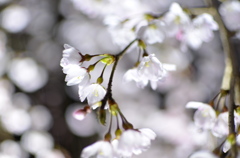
xmin=60 ymin=44 xmax=108 ymax=109
xmin=105 ymin=3 xmax=219 ymax=51
xmin=61 ymin=2 xmax=223 ymax=158
xmin=186 ymin=91 xmax=240 ymax=155
xmin=81 ymin=128 xmax=156 ymax=158
xmin=60 ymin=39 xmax=164 ymax=158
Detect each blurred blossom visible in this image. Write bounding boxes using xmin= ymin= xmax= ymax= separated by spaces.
xmin=1 ymin=5 xmax=30 ymax=33
xmin=34 ymin=41 xmax=62 ymax=71
xmin=163 ymin=2 xmax=190 ymax=37
xmin=0 ymin=79 xmax=14 ymax=116
xmin=2 ymin=108 xmax=31 ymax=135
xmin=58 ymin=19 xmax=103 ymax=53
xmin=12 ymin=93 xmax=31 ymax=110
xmin=0 ymin=140 xmax=27 ymax=158
xmin=65 ymin=104 xmax=99 ymax=137
xmin=211 ymin=112 xmax=229 ymax=137
xmin=71 ymin=0 xmax=149 ymax=18
xmin=35 ymin=149 xmax=65 ymax=158
xmin=219 ymin=0 xmax=240 ymax=31
xmin=0 ymin=0 xmax=11 ymax=5
xmin=81 ymin=141 xmax=114 ymax=158
xmin=29 ymin=105 xmax=53 ymax=131
xmin=20 ymin=130 xmax=54 ymax=154
xmin=26 ymin=8 xmax=55 ymax=36
xmin=180 ymin=14 xmax=218 ymax=50
xmin=186 ymin=102 xmax=216 ymax=130
xmin=8 ymin=57 xmax=48 ymax=92
xmin=189 ymin=150 xmax=218 ymax=158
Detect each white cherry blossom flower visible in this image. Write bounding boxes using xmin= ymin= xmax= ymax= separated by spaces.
xmin=181 ymin=13 xmax=218 ymax=50
xmin=116 ymin=128 xmax=156 ymax=157
xmin=60 ymin=44 xmax=82 ymax=73
xmin=219 ymin=0 xmax=240 ymax=31
xmin=81 ymin=140 xmax=114 ymax=158
xmin=64 ymin=65 xmax=89 ymax=86
xmin=186 ymin=101 xmax=216 ymax=130
xmin=123 ymin=56 xmax=175 ymax=90
xmin=211 ymin=112 xmax=228 ymax=137
xmin=79 ymin=83 xmax=106 ymax=107
xmin=123 ymin=68 xmax=148 ymax=89
xmin=212 ymin=112 xmax=240 ymax=138
xmin=138 ymin=54 xmax=166 ymax=81
xmin=163 ymin=2 xmax=190 ymax=37
xmin=106 ymin=14 xmax=147 ymax=48
xmin=137 ymin=20 xmax=165 ymax=44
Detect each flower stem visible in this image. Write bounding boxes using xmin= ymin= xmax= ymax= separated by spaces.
xmin=210 ymin=0 xmax=238 ymax=157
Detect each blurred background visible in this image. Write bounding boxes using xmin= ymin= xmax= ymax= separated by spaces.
xmin=0 ymin=0 xmax=225 ymax=158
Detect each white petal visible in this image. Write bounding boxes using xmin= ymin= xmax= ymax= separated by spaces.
xmin=186 ymin=101 xmax=207 ymax=109
xmin=189 ymin=150 xmax=218 ymax=158
xmin=162 ymin=64 xmax=176 ymax=71
xmin=193 ymin=105 xmax=216 ymax=130
xmin=82 ymin=84 xmax=106 ymax=106
xmin=222 ymin=140 xmax=231 ymax=153
xmin=139 ymin=128 xmax=156 ymax=140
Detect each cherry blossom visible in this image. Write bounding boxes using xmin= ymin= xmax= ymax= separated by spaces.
xmin=163 ymin=2 xmax=190 ymax=37
xmin=212 ymin=111 xmax=240 ymax=138
xmin=137 ymin=20 xmax=165 ymax=44
xmin=181 ymin=13 xmax=218 ymax=50
xmin=60 ymin=44 xmax=82 ymax=73
xmin=81 ymin=140 xmax=114 ymax=158
xmin=211 ymin=112 xmax=229 ymax=137
xmin=138 ymin=54 xmax=166 ymax=81
xmin=64 ymin=65 xmax=89 ymax=86
xmin=73 ymin=106 xmax=91 ymax=121
xmin=123 ymin=54 xmax=176 ymax=90
xmin=219 ymin=0 xmax=240 ymax=31
xmin=123 ymin=68 xmax=148 ymax=89
xmin=186 ymin=101 xmax=216 ymax=130
xmin=79 ymin=83 xmax=106 ymax=108
xmin=116 ymin=128 xmax=156 ymax=157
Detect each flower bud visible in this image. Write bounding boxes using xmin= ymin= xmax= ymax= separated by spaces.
xmin=87 ymin=64 xmax=95 ymax=72
xmin=73 ymin=105 xmax=91 ymax=121
xmin=97 ymin=77 xmax=103 ymax=84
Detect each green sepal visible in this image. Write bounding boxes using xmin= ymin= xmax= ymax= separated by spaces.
xmin=144 ymin=13 xmax=154 ymax=21
xmin=99 ymin=109 xmax=106 ymax=125
xmin=100 ymin=56 xmax=115 ymax=65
